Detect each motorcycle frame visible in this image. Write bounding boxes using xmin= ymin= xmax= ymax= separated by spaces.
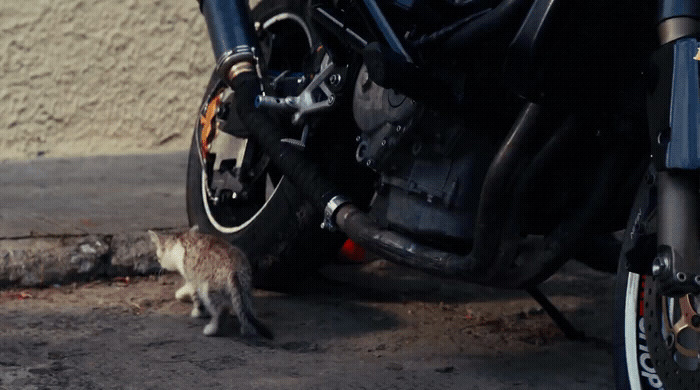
xmin=345 ymin=0 xmax=700 ymax=292
xmin=312 ymin=0 xmax=643 ymax=287
xmin=204 ymin=0 xmax=700 ymax=288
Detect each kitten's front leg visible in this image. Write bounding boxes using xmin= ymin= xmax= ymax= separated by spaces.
xmin=175 ymin=282 xmax=195 ymax=302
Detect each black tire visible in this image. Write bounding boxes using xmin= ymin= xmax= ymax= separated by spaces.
xmin=186 ymin=0 xmax=342 ymax=290
xmin=613 ymin=165 xmax=700 ymax=390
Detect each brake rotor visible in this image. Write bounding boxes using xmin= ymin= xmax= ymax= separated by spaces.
xmin=644 ymin=277 xmax=700 ymax=389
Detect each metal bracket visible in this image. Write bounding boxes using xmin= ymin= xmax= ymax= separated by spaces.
xmin=255 ymin=62 xmax=337 ymax=125
xmin=652 ymin=244 xmax=700 ymax=296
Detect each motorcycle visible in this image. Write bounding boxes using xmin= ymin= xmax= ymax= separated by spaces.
xmin=184 ymin=0 xmax=700 ymax=388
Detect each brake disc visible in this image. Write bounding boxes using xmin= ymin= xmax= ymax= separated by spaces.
xmin=644 ymin=277 xmax=700 ymax=389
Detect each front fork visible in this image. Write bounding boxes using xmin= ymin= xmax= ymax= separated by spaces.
xmin=651 ymin=2 xmax=700 ymax=296
xmin=656 ymin=171 xmax=700 ymax=294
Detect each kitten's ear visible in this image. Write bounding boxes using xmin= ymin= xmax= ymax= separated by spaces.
xmin=147 ymin=230 xmax=160 ymax=247
xmin=189 ymin=225 xmax=199 ymax=233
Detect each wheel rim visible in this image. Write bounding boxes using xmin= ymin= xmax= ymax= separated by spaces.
xmin=624 ymin=270 xmax=700 ymax=390
xmin=197 ymin=11 xmax=314 ymax=234
xmin=623 ymin=272 xmax=674 ymax=390
xmin=624 ymin=272 xmax=645 ymax=390
xmin=201 ymin=167 xmax=281 ymax=233
xmin=198 ymin=84 xmax=277 ymax=233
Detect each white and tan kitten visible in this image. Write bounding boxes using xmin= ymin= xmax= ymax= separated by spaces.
xmin=148 ymin=227 xmax=272 ymax=339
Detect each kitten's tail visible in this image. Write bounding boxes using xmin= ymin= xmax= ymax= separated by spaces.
xmin=233 ymin=273 xmax=274 ymax=340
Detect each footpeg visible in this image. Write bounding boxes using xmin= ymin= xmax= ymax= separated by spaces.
xmin=280 ymin=125 xmax=310 ymax=151
xmin=255 ymin=62 xmax=337 ymax=125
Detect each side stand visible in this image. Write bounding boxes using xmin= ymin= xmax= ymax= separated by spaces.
xmin=526 ymin=286 xmax=586 ymax=341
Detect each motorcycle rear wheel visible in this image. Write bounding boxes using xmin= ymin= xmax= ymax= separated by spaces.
xmin=186 ymin=0 xmax=342 ymax=290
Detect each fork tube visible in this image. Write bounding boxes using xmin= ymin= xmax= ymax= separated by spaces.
xmin=657 ymin=171 xmax=700 ymax=277
xmin=655 ymin=1 xmax=700 ymax=291
xmin=658 ymin=0 xmax=700 ymax=44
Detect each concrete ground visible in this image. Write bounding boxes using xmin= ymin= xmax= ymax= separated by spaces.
xmin=0 ymin=152 xmax=617 ymax=389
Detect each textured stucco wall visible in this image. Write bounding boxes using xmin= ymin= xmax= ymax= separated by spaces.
xmin=0 ymin=0 xmax=215 ymax=160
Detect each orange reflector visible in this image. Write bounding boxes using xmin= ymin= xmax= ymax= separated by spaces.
xmin=339 ymin=239 xmax=366 ymax=263
xmin=200 ymin=94 xmax=222 ymax=157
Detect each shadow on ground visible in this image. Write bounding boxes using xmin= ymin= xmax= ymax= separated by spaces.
xmin=0 ymin=259 xmax=616 ymax=389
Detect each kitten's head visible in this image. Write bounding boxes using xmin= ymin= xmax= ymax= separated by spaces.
xmin=148 ymin=230 xmax=181 ymax=271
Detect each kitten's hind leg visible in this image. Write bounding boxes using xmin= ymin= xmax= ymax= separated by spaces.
xmin=202 ymin=319 xmax=220 ymax=336
xmin=198 ymin=288 xmax=222 ymax=336
xmin=231 ymin=273 xmax=273 ymax=339
xmin=230 ymin=288 xmax=255 ymax=337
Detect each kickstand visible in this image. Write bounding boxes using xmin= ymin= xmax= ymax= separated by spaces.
xmin=526 ymin=286 xmax=586 ymax=341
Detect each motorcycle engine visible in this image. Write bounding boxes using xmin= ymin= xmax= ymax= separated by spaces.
xmin=353 ymin=65 xmax=421 ymax=171
xmin=352 ymin=65 xmax=489 ymax=248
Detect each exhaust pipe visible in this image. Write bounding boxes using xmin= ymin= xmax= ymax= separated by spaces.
xmin=333 ymin=103 xmax=550 ymax=288
xmin=233 ymin=81 xmax=563 ymax=288
xmin=334 ymin=157 xmax=615 ymax=289
xmin=333 ymin=106 xmax=618 ymax=289
xmin=232 ymin=59 xmax=608 ymax=289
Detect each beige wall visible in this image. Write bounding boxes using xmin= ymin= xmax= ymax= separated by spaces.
xmin=0 ymin=0 xmax=214 ymax=160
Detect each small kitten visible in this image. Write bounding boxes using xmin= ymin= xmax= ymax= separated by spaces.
xmin=148 ymin=227 xmax=272 ymax=339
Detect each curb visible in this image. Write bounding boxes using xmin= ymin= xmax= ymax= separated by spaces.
xmin=0 ymin=230 xmax=177 ymax=288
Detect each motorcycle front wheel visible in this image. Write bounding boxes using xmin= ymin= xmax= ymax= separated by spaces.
xmin=613 ymin=166 xmax=700 ymax=390
xmin=186 ymin=0 xmax=342 ymax=290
